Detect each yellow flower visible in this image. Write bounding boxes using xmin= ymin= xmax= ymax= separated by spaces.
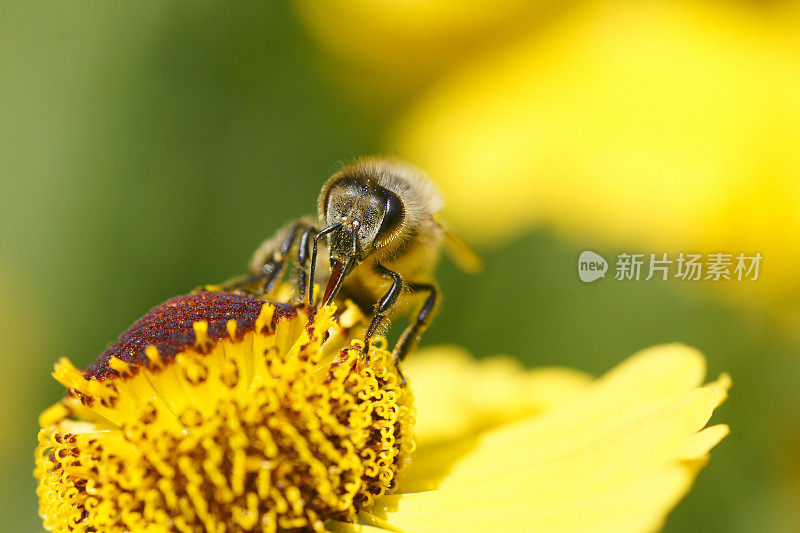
xmin=36 ymin=291 xmax=729 ymax=532
xmin=383 ymin=1 xmax=800 ymax=310
xmin=37 ymin=292 xmax=412 ymax=532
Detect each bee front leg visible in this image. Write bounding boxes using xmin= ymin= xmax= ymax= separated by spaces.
xmin=363 ymin=264 xmax=404 ymax=353
xmin=295 ymin=227 xmax=317 ymax=304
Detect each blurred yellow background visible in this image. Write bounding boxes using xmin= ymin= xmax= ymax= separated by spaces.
xmin=2 ymin=1 xmax=799 ymax=531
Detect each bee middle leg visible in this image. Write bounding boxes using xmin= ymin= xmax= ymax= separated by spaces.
xmin=393 ymin=282 xmax=439 ymax=363
xmin=209 ymin=220 xmax=315 ymax=297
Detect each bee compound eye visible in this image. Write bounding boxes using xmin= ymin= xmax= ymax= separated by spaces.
xmin=377 ymin=191 xmax=404 ymax=240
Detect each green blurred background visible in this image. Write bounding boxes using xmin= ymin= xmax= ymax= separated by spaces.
xmin=2 ymin=2 xmax=799 ymax=532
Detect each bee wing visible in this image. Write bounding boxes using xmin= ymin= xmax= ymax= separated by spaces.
xmin=434 ymin=214 xmax=483 ymax=274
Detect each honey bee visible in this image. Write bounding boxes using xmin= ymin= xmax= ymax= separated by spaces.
xmin=216 ymin=156 xmax=479 ymax=364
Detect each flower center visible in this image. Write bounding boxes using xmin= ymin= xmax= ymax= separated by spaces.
xmin=35 ymin=292 xmax=415 ymax=533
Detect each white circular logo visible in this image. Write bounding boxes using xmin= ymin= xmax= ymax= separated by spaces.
xmin=578 ymin=251 xmax=608 ymax=282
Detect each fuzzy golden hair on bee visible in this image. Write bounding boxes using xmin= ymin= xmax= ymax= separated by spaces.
xmin=318 ymin=157 xmax=444 ymax=264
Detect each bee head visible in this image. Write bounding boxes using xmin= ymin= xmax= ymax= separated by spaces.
xmin=316 ymin=167 xmax=406 ymax=304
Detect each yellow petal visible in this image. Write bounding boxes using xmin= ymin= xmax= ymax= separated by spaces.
xmin=368 ymin=344 xmax=729 ymax=533
xmin=389 ymin=0 xmax=800 ymax=308
xmin=405 ymin=346 xmax=592 ymax=446
xmin=327 ymin=520 xmax=392 ymax=533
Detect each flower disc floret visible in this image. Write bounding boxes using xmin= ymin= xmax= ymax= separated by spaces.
xmin=35 ymin=292 xmax=414 ymax=533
